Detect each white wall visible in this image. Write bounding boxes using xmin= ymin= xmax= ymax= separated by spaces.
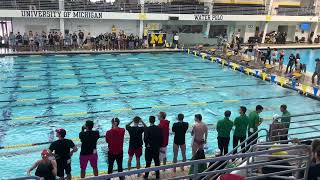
xmin=12 ymin=18 xmax=59 ymax=33
xmin=64 ymin=19 xmax=139 ymax=36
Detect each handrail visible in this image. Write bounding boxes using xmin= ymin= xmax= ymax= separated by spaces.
xmin=202 ymin=128 xmax=268 ymax=180
xmin=76 ymin=145 xmax=310 ymax=180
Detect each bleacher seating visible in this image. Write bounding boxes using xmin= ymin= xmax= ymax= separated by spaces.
xmin=277 ymin=7 xmax=316 ymax=16
xmin=212 ymin=5 xmax=267 ymax=15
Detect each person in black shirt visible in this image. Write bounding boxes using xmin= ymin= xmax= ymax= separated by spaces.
xmin=79 ymin=120 xmax=100 ymax=178
xmin=78 ymin=30 xmax=84 ymax=48
xmin=53 ymin=32 xmax=60 ymax=51
xmin=308 ymin=146 xmax=320 ymax=180
xmin=49 ymin=128 xmax=77 ymax=180
xmin=126 ymin=116 xmax=147 ymax=171
xmin=111 ymin=33 xmax=116 ymax=50
xmin=48 ymin=32 xmax=54 ymax=49
xmin=286 ymin=54 xmax=296 ymax=74
xmin=172 ymin=113 xmax=189 ymax=172
xmin=72 ymin=33 xmax=78 ymax=49
xmin=144 ymin=116 xmax=163 ymax=179
xmin=264 ymin=47 xmax=272 ymax=64
xmin=16 ymin=32 xmax=22 ymax=51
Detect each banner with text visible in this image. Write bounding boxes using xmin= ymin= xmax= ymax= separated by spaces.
xmin=21 ymin=10 xmax=103 ymax=19
xmin=194 ymin=14 xmax=223 ymax=21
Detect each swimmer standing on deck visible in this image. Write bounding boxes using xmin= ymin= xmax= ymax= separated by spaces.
xmin=191 ymin=114 xmax=208 ymax=156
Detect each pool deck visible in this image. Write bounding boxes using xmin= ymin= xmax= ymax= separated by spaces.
xmin=187 ymin=48 xmax=320 ymax=100
xmin=258 ymin=43 xmax=320 ymax=49
xmin=0 ymin=48 xmax=182 ymax=56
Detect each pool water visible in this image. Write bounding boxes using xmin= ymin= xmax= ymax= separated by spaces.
xmin=277 ymin=48 xmax=319 ymax=72
xmin=0 ymin=52 xmax=319 ymax=178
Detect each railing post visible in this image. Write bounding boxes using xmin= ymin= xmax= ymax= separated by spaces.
xmin=193 ymin=163 xmax=199 ymax=180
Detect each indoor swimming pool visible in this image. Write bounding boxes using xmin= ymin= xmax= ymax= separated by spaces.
xmin=0 ymin=52 xmax=319 ymax=178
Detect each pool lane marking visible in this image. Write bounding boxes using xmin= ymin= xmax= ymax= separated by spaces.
xmin=5 ymin=94 xmax=296 ymax=122
xmin=11 ymin=56 xmax=188 ymax=66
xmin=2 ymin=66 xmax=221 ymax=82
xmin=0 ymin=83 xmax=272 ymax=105
xmin=1 ymin=75 xmax=230 ymax=90
xmin=223 ymin=100 xmax=241 ymax=103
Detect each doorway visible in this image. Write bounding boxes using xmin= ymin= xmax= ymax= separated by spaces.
xmin=0 ymin=21 xmax=12 ymax=43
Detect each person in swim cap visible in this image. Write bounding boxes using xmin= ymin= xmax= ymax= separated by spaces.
xmin=27 ymin=149 xmax=57 ymax=179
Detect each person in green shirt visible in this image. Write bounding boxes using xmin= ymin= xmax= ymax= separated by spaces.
xmin=280 ymin=104 xmax=291 ymax=141
xmin=247 ymin=105 xmax=264 ymax=149
xmin=216 ymin=110 xmax=234 ymax=155
xmin=233 ymin=106 xmax=249 ymax=153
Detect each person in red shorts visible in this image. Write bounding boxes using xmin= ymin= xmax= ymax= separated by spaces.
xmin=105 ymin=118 xmax=125 ymax=180
xmin=126 ymin=116 xmax=147 ymax=171
xmin=79 ymin=120 xmax=100 ymax=178
xmin=158 ymin=112 xmax=170 ymax=167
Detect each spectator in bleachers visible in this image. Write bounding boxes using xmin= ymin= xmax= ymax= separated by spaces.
xmin=308 ymin=145 xmax=320 ymax=180
xmin=126 ymin=116 xmax=147 ymax=171
xmin=144 ymin=116 xmax=163 ymax=179
xmin=105 ymin=118 xmax=125 ymax=180
xmin=216 ymin=110 xmax=233 ymax=155
xmin=172 ymin=113 xmax=189 ymax=172
xmin=79 ymin=120 xmax=100 ymax=178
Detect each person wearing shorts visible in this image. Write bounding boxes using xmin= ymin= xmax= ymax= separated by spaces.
xmin=79 ymin=120 xmax=100 ymax=178
xmin=172 ymin=113 xmax=188 ymax=172
xmin=158 ymin=112 xmax=170 ymax=167
xmin=105 ymin=118 xmax=125 ymax=180
xmin=191 ymin=114 xmax=208 ymax=156
xmin=126 ymin=116 xmax=147 ymax=170
xmin=49 ymin=128 xmax=77 ymax=180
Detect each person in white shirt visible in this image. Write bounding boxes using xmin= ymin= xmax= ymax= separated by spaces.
xmin=173 ymin=33 xmax=179 ymax=49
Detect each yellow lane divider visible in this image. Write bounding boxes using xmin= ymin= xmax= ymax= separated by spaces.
xmin=60 ymin=96 xmax=80 ymax=99
xmin=56 ymin=60 xmax=69 ymax=62
xmin=17 ymin=98 xmax=36 ymax=102
xmin=21 ymin=86 xmax=37 ymax=88
xmin=152 ymin=105 xmax=171 ymax=109
xmin=3 ymin=144 xmax=34 ymax=149
xmin=99 ymin=93 xmax=119 ymax=97
xmin=22 ymin=75 xmax=38 ymax=78
xmin=14 ymin=116 xmax=35 ymax=120
xmin=190 ymin=102 xmax=208 ymax=105
xmin=96 ymin=81 xmax=111 ymax=85
xmin=63 ymin=112 xmax=87 ymax=117
xmin=111 ymin=108 xmax=133 ymax=113
xmin=30 ymin=60 xmax=42 ymax=63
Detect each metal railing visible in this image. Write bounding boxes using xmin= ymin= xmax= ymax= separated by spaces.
xmin=82 ymin=145 xmax=311 ymax=180
xmin=269 ymin=111 xmax=320 ymax=143
xmin=203 ymin=128 xmax=269 ymax=179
